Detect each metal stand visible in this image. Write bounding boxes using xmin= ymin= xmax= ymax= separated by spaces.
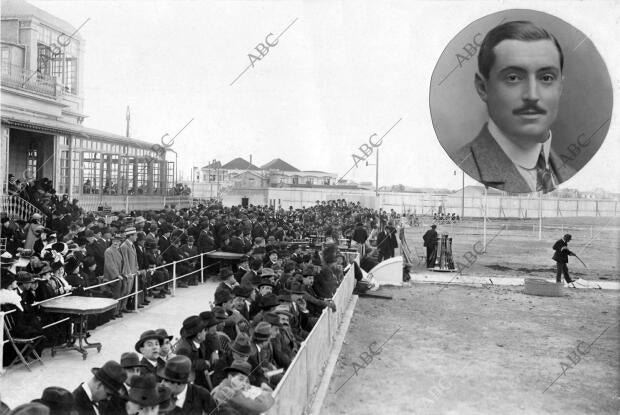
xmin=433 ymin=233 xmax=455 ymax=272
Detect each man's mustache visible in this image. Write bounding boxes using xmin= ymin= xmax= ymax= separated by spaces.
xmin=513 ymin=104 xmax=547 ymax=115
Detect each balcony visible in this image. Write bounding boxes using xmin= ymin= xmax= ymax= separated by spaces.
xmin=1 ymin=63 xmax=60 ymax=98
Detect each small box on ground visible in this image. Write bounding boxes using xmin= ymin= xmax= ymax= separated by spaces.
xmin=524 ymin=277 xmax=564 ymax=297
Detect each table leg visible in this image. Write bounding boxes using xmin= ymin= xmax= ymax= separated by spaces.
xmin=82 ymin=315 xmax=102 ymax=352
xmin=50 ymin=315 xmax=102 ymax=360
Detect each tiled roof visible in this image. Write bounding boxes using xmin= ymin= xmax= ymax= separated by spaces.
xmin=260 ymin=158 xmax=300 ymax=172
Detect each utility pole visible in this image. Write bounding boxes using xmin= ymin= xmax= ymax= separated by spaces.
xmin=125 ymin=106 xmax=130 ymax=138
xmin=375 ymin=148 xmax=379 ymax=197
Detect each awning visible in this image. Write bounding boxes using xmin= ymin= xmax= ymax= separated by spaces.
xmin=1 ymin=113 xmax=159 ymax=150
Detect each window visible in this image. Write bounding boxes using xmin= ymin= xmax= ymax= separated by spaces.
xmin=26 ymin=149 xmax=37 ymax=180
xmin=167 ymin=162 xmax=175 ymax=192
xmin=124 ymin=157 xmax=136 ymax=194
xmin=71 ymin=151 xmax=80 ymax=194
xmin=292 ymin=176 xmax=299 ymax=185
xmin=37 ymin=25 xmax=80 ymax=94
xmin=152 ymin=161 xmax=161 ymax=194
xmin=105 ymin=154 xmax=120 ymax=194
xmin=136 ymin=159 xmax=148 ymax=194
xmin=1 ymin=47 xmax=10 ymax=75
xmin=37 ymin=43 xmax=52 ymax=77
xmin=101 ymin=154 xmax=109 ymax=192
xmin=58 ymin=150 xmax=70 ymax=194
xmin=82 ymin=152 xmax=101 ymax=194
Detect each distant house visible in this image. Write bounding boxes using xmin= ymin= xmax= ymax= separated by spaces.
xmin=194 ymin=156 xmax=337 ymax=188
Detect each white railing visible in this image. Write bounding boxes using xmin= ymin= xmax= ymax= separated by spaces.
xmin=0 ymin=250 xmax=219 ymax=374
xmin=0 ymin=195 xmax=46 ymax=225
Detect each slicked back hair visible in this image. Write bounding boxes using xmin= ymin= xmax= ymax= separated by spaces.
xmin=478 ymin=21 xmax=564 ymax=79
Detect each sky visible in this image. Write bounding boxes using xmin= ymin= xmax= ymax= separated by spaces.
xmin=28 ymin=0 xmax=620 ymax=192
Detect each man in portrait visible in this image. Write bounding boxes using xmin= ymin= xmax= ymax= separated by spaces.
xmin=455 ymin=21 xmax=576 ymax=193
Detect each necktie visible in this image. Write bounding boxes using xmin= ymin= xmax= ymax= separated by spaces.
xmin=536 ymin=149 xmax=554 ymax=193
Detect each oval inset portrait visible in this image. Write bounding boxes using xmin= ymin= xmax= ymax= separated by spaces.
xmin=429 ymin=9 xmax=613 ymax=194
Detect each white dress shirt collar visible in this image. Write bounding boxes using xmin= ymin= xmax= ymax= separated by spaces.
xmin=488 ymin=118 xmax=552 ymax=169
xmin=175 ymin=384 xmax=188 ymax=408
xmin=82 ymin=383 xmax=100 ymax=415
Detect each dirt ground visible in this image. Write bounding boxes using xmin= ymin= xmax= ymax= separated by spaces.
xmin=321 ymin=284 xmax=620 ymax=415
xmin=404 ymin=217 xmax=620 ymax=281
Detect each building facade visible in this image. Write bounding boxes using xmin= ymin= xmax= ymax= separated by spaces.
xmin=1 ymin=0 xmax=176 ymax=212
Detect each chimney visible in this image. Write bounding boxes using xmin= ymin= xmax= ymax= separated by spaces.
xmin=249 ymin=154 xmax=252 ymax=165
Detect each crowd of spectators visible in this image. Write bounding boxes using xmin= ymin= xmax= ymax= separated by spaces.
xmin=7 ymin=175 xmax=83 ymax=223
xmin=1 ymin=196 xmax=399 ymax=414
xmin=432 ymin=212 xmax=460 ymax=223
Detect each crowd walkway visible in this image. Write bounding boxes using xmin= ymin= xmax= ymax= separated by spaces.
xmin=0 ymin=280 xmax=218 ymax=408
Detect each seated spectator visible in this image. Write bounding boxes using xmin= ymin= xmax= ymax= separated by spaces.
xmin=124 ymin=374 xmax=160 ymax=415
xmin=73 ymin=360 xmax=127 ymax=415
xmin=120 ymin=352 xmax=147 ymax=386
xmin=31 ymin=386 xmax=76 ymax=415
xmin=157 ymin=355 xmax=216 ymax=414
xmin=135 ymin=330 xmax=165 ymax=377
xmin=155 ymin=329 xmax=176 ymax=361
xmin=211 ymin=334 xmax=252 ymax=387
xmin=175 ymin=316 xmax=211 ymax=390
xmin=211 ymin=361 xmax=275 ymax=414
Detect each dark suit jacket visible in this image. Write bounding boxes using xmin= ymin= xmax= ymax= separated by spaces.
xmin=135 ymin=244 xmax=147 ymax=270
xmin=139 ymin=356 xmax=165 ymax=376
xmin=169 ymin=384 xmax=216 ymax=415
xmin=73 ymin=384 xmax=97 ymax=415
xmin=454 ymin=124 xmax=577 ymax=193
xmin=158 ymin=236 xmax=171 ymax=253
xmin=552 ymin=239 xmax=573 ymax=263
xmin=225 ymin=236 xmax=246 ymax=253
xmin=313 ymin=265 xmax=338 ymax=299
xmin=176 ymin=337 xmax=211 ymax=390
xmin=423 ymin=229 xmax=438 ymax=247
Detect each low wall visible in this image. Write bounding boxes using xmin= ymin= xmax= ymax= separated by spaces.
xmin=77 ymin=194 xmax=193 ymax=212
xmin=266 ymin=260 xmax=357 ymax=414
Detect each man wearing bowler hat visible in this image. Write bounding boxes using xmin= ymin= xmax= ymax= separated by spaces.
xmin=119 ymin=227 xmax=139 ymax=312
xmin=175 ymin=316 xmax=211 ymax=390
xmin=211 ymin=334 xmax=253 ymax=387
xmin=240 ymin=258 xmax=263 ymax=289
xmin=103 ymin=232 xmax=125 ymax=318
xmin=73 ymin=360 xmax=127 ymax=415
xmin=248 ymin=322 xmax=279 ymax=387
xmin=100 ymin=351 xmax=146 ymax=415
xmin=135 ymin=330 xmax=165 ymax=377
xmin=32 ymin=386 xmax=76 ymax=415
xmin=214 ymin=267 xmax=237 ymax=298
xmin=124 ymin=375 xmax=160 ymax=415
xmin=155 ymin=328 xmax=176 ymax=361
xmin=158 ymin=355 xmax=215 ymax=415
xmin=120 ymin=352 xmax=148 ymax=386
xmin=552 ymin=233 xmax=577 ymax=284
xmin=211 ymin=360 xmax=275 ymax=414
